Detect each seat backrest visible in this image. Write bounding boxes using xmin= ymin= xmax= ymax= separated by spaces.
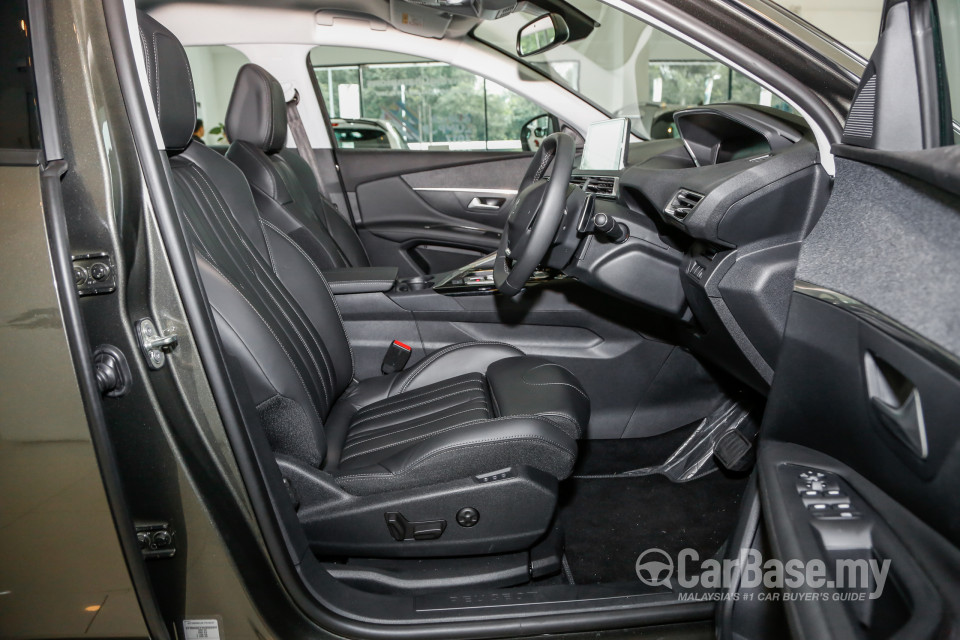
xmin=224 ymin=64 xmax=370 ymax=271
xmin=137 ymin=12 xmax=354 ymax=467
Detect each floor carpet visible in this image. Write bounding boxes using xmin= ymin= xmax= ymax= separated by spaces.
xmin=558 ymin=470 xmax=749 ymax=584
xmin=570 ymin=422 xmax=700 ymax=476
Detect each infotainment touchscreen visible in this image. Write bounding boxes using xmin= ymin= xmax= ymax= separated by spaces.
xmin=579 ymin=118 xmax=630 ymax=171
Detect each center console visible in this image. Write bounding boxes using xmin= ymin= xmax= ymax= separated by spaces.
xmin=394 ymin=253 xmax=559 ymax=295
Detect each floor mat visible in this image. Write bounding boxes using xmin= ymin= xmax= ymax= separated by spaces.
xmin=558 ymin=472 xmax=749 ymax=584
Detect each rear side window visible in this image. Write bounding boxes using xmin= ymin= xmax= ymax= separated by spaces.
xmin=936 ymin=0 xmax=960 ymax=142
xmin=183 ymin=45 xmax=251 ymax=145
xmin=0 ymin=0 xmax=41 ymax=150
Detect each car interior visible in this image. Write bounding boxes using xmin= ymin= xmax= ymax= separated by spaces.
xmin=136 ymin=0 xmax=779 ymax=579
xmin=16 ymin=0 xmax=960 ymax=635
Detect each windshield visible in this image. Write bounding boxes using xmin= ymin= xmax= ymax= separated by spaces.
xmin=764 ymin=0 xmax=881 ymax=59
xmin=474 ymin=0 xmax=797 ymax=138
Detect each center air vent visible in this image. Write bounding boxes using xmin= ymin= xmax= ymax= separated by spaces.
xmin=665 ymin=189 xmax=704 ymax=222
xmin=569 ymin=175 xmax=618 ymax=199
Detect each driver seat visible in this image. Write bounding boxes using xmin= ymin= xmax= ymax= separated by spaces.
xmin=138 ymin=12 xmax=588 ymax=555
xmin=224 ymin=63 xmax=370 ymax=271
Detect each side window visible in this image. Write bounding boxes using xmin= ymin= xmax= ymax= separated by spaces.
xmin=0 ymin=0 xmax=41 ymax=150
xmin=310 ymin=46 xmax=550 ymax=151
xmin=935 ymin=0 xmax=960 ymax=142
xmin=183 ymin=45 xmax=251 ymax=145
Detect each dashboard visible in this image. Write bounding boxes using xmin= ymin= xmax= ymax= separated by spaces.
xmin=550 ymin=105 xmax=831 ymax=392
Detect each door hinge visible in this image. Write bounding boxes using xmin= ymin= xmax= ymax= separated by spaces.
xmin=135 ymin=317 xmax=179 ymax=370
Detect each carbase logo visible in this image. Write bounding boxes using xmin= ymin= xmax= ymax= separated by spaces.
xmin=635 ymin=548 xmax=890 ymax=599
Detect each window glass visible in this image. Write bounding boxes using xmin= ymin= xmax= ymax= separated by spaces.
xmin=183 ymin=45 xmax=251 ymax=145
xmin=311 ymin=47 xmax=547 ymax=151
xmin=0 ymin=0 xmax=41 ymax=150
xmin=936 ymin=0 xmax=960 ymax=141
xmin=473 ymin=0 xmax=799 ymax=139
xmin=767 ymin=0 xmax=882 ymax=59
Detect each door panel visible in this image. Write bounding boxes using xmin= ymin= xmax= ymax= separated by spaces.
xmin=337 ymin=150 xmax=533 ymax=276
xmin=723 ymin=154 xmax=960 ymax=639
xmin=721 ymin=2 xmax=960 ymax=637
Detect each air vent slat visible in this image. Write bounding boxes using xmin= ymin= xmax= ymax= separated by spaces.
xmin=665 ymin=189 xmax=704 ymax=223
xmin=569 ymin=175 xmax=618 ymax=199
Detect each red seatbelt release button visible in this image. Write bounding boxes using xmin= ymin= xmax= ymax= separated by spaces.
xmin=382 ymin=340 xmax=413 ymax=375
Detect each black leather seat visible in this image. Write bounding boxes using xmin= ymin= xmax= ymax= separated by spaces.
xmin=137 ymin=13 xmax=588 ymax=555
xmin=224 ymin=63 xmax=370 ymax=271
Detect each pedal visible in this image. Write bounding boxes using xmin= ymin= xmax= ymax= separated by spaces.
xmin=714 ymin=429 xmax=754 ymax=472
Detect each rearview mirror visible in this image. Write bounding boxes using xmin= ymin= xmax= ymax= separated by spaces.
xmin=517 ymin=14 xmax=570 ymax=57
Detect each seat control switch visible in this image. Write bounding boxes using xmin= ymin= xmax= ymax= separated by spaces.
xmin=384 ymin=512 xmax=447 ymax=541
xmin=456 ymin=507 xmax=480 ymax=527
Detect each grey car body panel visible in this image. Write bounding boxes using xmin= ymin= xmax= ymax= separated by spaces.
xmin=0 ymin=164 xmax=148 ymax=637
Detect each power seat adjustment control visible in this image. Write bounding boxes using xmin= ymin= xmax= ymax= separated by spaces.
xmin=384 ymin=512 xmax=447 ymax=541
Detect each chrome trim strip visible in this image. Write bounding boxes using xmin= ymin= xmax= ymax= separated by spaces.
xmin=795 ymin=280 xmax=960 ymax=378
xmin=413 ymin=187 xmax=518 ymax=195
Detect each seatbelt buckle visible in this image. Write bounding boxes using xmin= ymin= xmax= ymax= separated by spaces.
xmin=381 ymin=340 xmax=412 ymax=375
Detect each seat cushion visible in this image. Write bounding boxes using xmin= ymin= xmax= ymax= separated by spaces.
xmin=326 ymin=349 xmax=588 ymax=496
xmin=337 ymin=373 xmax=492 ymax=471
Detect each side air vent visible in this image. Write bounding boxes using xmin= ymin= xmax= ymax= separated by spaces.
xmin=569 ymin=175 xmax=618 ymax=199
xmin=843 ymin=74 xmax=877 ymax=141
xmin=664 ymin=189 xmax=704 ymax=222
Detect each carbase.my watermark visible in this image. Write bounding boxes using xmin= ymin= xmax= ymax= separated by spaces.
xmin=635 ymin=548 xmax=890 ymax=599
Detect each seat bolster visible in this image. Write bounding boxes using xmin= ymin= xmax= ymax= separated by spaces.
xmin=226 ymin=140 xmax=293 ymax=204
xmin=334 ymin=417 xmax=577 ymax=495
xmin=486 ymin=356 xmax=590 ymax=439
xmin=390 ymin=342 xmax=523 ymax=395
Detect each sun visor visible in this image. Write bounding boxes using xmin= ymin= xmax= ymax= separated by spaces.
xmin=389 ymin=0 xmax=452 ymax=38
xmin=396 ymin=0 xmax=519 ymax=21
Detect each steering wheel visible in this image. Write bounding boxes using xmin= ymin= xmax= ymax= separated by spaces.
xmin=494 ymin=132 xmax=576 ymax=296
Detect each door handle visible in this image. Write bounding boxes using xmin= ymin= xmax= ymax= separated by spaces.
xmin=864 ymin=351 xmax=928 ymax=458
xmin=468 ymin=197 xmax=505 ymax=211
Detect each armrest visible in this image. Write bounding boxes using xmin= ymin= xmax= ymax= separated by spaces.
xmin=322 ymin=267 xmax=398 ymax=294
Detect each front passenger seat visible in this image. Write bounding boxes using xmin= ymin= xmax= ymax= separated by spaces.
xmin=137 ymin=12 xmax=589 ymax=557
xmin=224 ymin=63 xmax=370 ymax=271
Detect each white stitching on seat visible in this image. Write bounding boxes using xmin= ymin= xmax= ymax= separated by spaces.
xmin=201 ymin=258 xmax=326 ymax=427
xmin=350 ymin=386 xmax=485 ymax=427
xmin=346 ymin=401 xmax=490 ymax=449
xmin=397 ymin=341 xmax=520 ymax=393
xmin=335 ymin=413 xmax=575 ymax=479
xmin=403 ymin=433 xmax=575 ymax=473
xmin=521 ymin=363 xmax=589 ymax=399
xmin=259 ymin=218 xmax=356 ymax=376
xmin=339 ymin=406 xmax=491 ymax=461
xmin=355 ymin=377 xmax=484 ymax=416
xmin=185 ymin=167 xmax=337 ymax=396
xmin=536 ymin=411 xmax=582 ymax=438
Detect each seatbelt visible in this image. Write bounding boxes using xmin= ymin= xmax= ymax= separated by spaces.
xmin=285 ymin=89 xmax=328 ymax=198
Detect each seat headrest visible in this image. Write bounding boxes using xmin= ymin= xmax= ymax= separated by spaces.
xmin=137 ymin=11 xmax=196 ymax=154
xmin=225 ymin=64 xmax=288 ymax=154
